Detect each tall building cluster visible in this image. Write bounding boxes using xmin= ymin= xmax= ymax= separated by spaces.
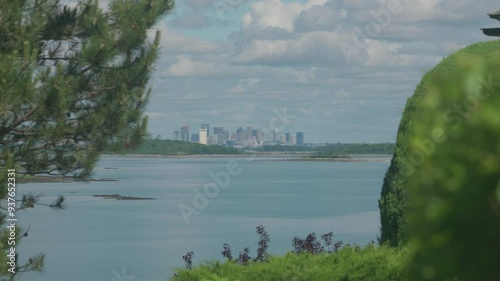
xmin=172 ymin=124 xmax=304 ymax=147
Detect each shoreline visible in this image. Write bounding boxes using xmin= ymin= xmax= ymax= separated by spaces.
xmin=18 ymin=176 xmax=118 ymax=184
xmin=282 ymin=157 xmax=391 ymax=162
xmin=101 ymin=153 xmax=392 ymax=159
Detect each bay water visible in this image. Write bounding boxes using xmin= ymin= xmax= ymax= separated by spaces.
xmin=16 ymin=155 xmax=390 ymax=281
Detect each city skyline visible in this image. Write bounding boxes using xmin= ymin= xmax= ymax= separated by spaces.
xmin=139 ymin=0 xmax=499 ymax=143
xmin=169 ymin=123 xmax=305 ymax=147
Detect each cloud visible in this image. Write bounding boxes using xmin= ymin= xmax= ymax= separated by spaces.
xmin=227 ymin=78 xmax=260 ymax=94
xmin=150 ymin=23 xmax=223 ymax=55
xmin=166 ymin=55 xmax=217 ymax=77
xmin=226 ymin=0 xmax=498 ymax=68
xmin=185 ymin=0 xmax=217 ymax=8
xmin=141 ymin=0 xmax=500 ymax=142
xmin=241 ymin=0 xmax=316 ymax=33
xmin=170 ymin=11 xmax=214 ymax=28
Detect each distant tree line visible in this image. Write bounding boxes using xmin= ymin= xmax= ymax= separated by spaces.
xmin=254 ymin=143 xmax=395 ymax=154
xmin=254 ymin=145 xmax=315 ymax=152
xmin=317 ymin=143 xmax=394 ymax=154
xmin=110 ymin=139 xmax=243 ymax=155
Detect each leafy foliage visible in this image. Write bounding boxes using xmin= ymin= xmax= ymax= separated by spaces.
xmin=0 ymin=0 xmax=174 ymax=179
xmin=0 ymin=0 xmax=173 ymax=278
xmin=182 ymin=251 xmax=194 ymax=270
xmin=172 ymin=245 xmax=408 ymax=281
xmin=254 ymin=225 xmax=270 ymax=262
xmin=292 ymin=232 xmax=344 ymax=254
xmin=379 ymin=40 xmax=500 ymax=247
xmin=401 ymin=42 xmax=500 ymax=281
xmin=292 ymin=233 xmax=323 ymax=254
xmin=235 ymin=247 xmax=251 ymax=265
xmin=220 ymin=226 xmax=269 ymax=265
xmin=221 ymin=244 xmax=233 ymax=261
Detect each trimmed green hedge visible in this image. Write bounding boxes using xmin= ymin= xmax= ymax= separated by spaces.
xmin=378 ymin=40 xmax=500 ymax=247
xmin=403 ymin=42 xmax=500 ymax=281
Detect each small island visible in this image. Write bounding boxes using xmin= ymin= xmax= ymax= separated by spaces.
xmin=93 ymin=194 xmax=155 ymax=200
xmin=303 ymin=152 xmax=351 ymax=159
xmin=302 ymin=152 xmax=352 ymax=160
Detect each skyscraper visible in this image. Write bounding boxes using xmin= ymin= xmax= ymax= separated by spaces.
xmin=296 ymin=132 xmax=304 ymax=145
xmin=181 ymin=126 xmax=189 ymax=142
xmin=236 ymin=127 xmax=245 ymax=141
xmin=271 ymin=129 xmax=278 ymax=141
xmin=191 ymin=134 xmax=199 ymax=143
xmin=286 ymin=132 xmax=290 ymax=142
xmin=201 ymin=124 xmax=210 ymax=138
xmin=246 ymin=126 xmax=253 ymax=140
xmin=255 ymin=130 xmax=264 ymax=142
xmin=213 ymin=127 xmax=224 ymax=135
xmin=199 ymin=128 xmax=208 ymax=145
xmin=173 ymin=131 xmax=180 ymax=141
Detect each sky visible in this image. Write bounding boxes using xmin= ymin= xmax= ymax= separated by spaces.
xmin=79 ymin=0 xmax=500 ymax=143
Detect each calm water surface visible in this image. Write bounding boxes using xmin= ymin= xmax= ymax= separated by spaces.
xmin=16 ymin=156 xmax=390 ymax=281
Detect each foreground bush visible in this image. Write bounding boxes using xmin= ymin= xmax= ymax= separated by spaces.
xmin=172 ymin=245 xmax=407 ymax=281
xmin=404 ymin=42 xmax=500 ymax=281
xmin=379 ymin=40 xmax=500 ymax=247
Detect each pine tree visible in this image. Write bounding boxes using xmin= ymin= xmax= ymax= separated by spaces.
xmin=0 ymin=0 xmax=174 ymax=278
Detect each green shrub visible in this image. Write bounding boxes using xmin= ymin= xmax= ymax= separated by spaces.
xmin=378 ymin=40 xmax=500 ymax=247
xmin=172 ymin=245 xmax=408 ymax=281
xmin=402 ymin=43 xmax=500 ymax=281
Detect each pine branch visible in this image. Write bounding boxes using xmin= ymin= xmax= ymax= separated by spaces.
xmin=0 ymin=107 xmax=38 ymax=138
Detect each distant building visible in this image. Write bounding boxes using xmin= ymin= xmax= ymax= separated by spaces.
xmin=223 ymin=130 xmax=230 ymax=140
xmin=236 ymin=127 xmax=245 ymax=141
xmin=191 ymin=134 xmax=199 ymax=143
xmin=290 ymin=135 xmax=296 ymax=145
xmin=213 ymin=127 xmax=224 ymax=135
xmin=270 ymin=129 xmax=277 ymax=141
xmin=280 ymin=135 xmax=286 ymax=143
xmin=173 ymin=131 xmax=180 ymax=141
xmin=181 ymin=126 xmax=189 ymax=142
xmin=246 ymin=126 xmax=253 ymax=140
xmin=210 ymin=134 xmax=221 ymax=145
xmin=201 ymin=124 xmax=210 ymax=138
xmin=296 ymin=132 xmax=304 ymax=145
xmin=217 ymin=134 xmax=224 ymax=145
xmin=199 ymin=128 xmax=208 ymax=145
xmin=255 ymin=130 xmax=264 ymax=142
xmin=286 ymin=133 xmax=290 ymax=142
